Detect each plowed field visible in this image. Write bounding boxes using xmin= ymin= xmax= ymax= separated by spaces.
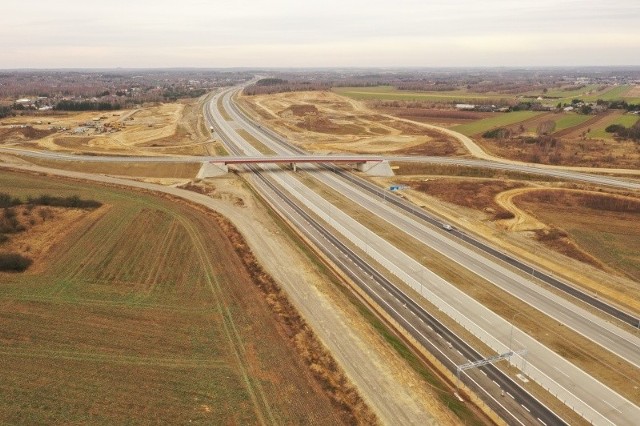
xmin=0 ymin=170 xmax=350 ymax=424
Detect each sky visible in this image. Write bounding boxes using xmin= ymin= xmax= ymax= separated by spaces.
xmin=1 ymin=0 xmax=639 ymax=68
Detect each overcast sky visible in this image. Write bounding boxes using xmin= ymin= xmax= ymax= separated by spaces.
xmin=1 ymin=0 xmax=639 ymax=68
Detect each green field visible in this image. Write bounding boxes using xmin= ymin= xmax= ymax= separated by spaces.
xmin=0 ymin=170 xmax=342 ymax=424
xmin=580 ymin=85 xmax=633 ymax=102
xmin=333 ymin=85 xmax=510 ymax=103
xmin=553 ymin=113 xmax=593 ymax=132
xmin=452 ymin=111 xmax=543 ymax=136
xmin=590 ymin=113 xmax=640 ymax=139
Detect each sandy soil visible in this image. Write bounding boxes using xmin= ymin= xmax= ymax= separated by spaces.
xmin=0 ymin=98 xmax=212 ymax=157
xmin=239 ymin=91 xmax=466 ymax=156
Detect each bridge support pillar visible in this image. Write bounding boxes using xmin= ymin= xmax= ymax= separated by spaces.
xmin=197 ymin=162 xmax=228 ymax=178
xmin=356 ymin=160 xmax=394 ymax=177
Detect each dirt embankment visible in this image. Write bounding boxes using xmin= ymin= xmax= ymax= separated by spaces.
xmin=239 ymin=91 xmax=466 ymax=156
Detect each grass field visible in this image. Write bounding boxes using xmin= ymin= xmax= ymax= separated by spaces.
xmin=333 ymin=86 xmax=509 ymax=103
xmin=580 ymin=85 xmax=633 ymax=102
xmin=0 ymin=170 xmax=345 ymax=424
xmin=452 ymin=111 xmax=543 ymax=136
xmin=590 ymin=113 xmax=640 ymax=139
xmin=552 ymin=113 xmax=593 ymax=132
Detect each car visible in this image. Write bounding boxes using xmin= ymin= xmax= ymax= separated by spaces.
xmin=442 ymin=223 xmax=453 ymax=231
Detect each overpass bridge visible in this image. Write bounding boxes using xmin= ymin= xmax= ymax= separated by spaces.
xmin=198 ymin=155 xmax=394 ymax=177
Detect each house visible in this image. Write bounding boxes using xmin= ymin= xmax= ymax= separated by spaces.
xmin=455 ymin=104 xmax=476 ymax=110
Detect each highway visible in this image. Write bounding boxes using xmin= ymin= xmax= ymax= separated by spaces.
xmin=204 ymin=92 xmax=566 ymax=425
xmin=223 ymin=89 xmax=640 ymax=368
xmin=213 ymin=88 xmax=640 ymax=425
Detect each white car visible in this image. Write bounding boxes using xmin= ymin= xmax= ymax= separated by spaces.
xmin=442 ymin=223 xmax=453 ymax=231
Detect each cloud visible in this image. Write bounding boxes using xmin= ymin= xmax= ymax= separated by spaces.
xmin=0 ymin=0 xmax=638 ymax=67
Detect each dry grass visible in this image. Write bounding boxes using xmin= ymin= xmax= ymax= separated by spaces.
xmin=23 ymin=158 xmax=200 ymax=179
xmin=516 ymin=190 xmax=640 ymax=282
xmin=0 ymin=170 xmax=362 ymax=425
xmin=404 ymin=178 xmax=526 ymax=219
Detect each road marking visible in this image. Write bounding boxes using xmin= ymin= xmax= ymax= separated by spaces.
xmin=553 ymin=366 xmax=570 ymax=378
xmin=457 ymin=349 xmax=463 ymax=356
xmin=521 ymin=404 xmax=530 ymax=412
xmin=480 ymin=370 xmax=487 ymax=376
xmin=603 ymin=400 xmax=622 ymax=413
xmin=493 ymin=380 xmax=500 ymax=388
xmin=537 ymin=418 xmax=547 ymax=426
xmin=507 ymin=392 xmax=514 ymax=399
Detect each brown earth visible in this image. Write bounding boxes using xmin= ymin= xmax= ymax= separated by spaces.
xmin=238 ymin=91 xmax=466 ymax=155
xmin=0 ymin=170 xmax=373 ymax=425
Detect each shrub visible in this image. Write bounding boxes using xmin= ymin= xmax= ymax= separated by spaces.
xmin=0 ymin=194 xmax=21 ymax=208
xmin=27 ymin=195 xmax=102 ymax=209
xmin=0 ymin=253 xmax=32 ymax=272
xmin=483 ymin=128 xmax=511 ymax=139
xmin=605 ymin=124 xmax=625 ymax=133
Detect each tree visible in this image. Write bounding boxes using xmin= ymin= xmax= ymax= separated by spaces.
xmin=536 ymin=120 xmax=556 ymax=135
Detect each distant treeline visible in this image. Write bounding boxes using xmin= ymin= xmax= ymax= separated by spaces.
xmin=244 ymin=80 xmax=332 ymax=96
xmin=54 ymin=100 xmax=122 ymax=111
xmin=163 ymin=88 xmax=208 ymax=101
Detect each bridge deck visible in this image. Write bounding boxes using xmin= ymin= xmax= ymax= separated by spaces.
xmin=211 ymin=155 xmax=383 ymax=164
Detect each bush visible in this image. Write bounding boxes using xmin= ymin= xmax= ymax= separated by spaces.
xmin=0 ymin=253 xmax=32 ymax=272
xmin=0 ymin=193 xmax=21 ymax=208
xmin=27 ymin=195 xmax=102 ymax=209
xmin=483 ymin=128 xmax=511 ymax=139
xmin=605 ymin=124 xmax=625 ymax=133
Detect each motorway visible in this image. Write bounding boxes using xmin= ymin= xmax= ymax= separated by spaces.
xmin=213 ymin=87 xmax=640 ymax=425
xmin=205 ymin=93 xmax=565 ymax=425
xmin=223 ymin=89 xmax=640 ymax=364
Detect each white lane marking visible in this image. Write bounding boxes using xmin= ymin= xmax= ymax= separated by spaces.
xmin=553 ymin=366 xmax=570 ymax=378
xmin=537 ymin=418 xmax=547 ymax=426
xmin=493 ymin=380 xmax=500 ymax=388
xmin=521 ymin=404 xmax=530 ymax=412
xmin=481 ymin=370 xmax=487 ymax=376
xmin=507 ymin=392 xmax=515 ymax=399
xmin=603 ymin=400 xmax=622 ymax=413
